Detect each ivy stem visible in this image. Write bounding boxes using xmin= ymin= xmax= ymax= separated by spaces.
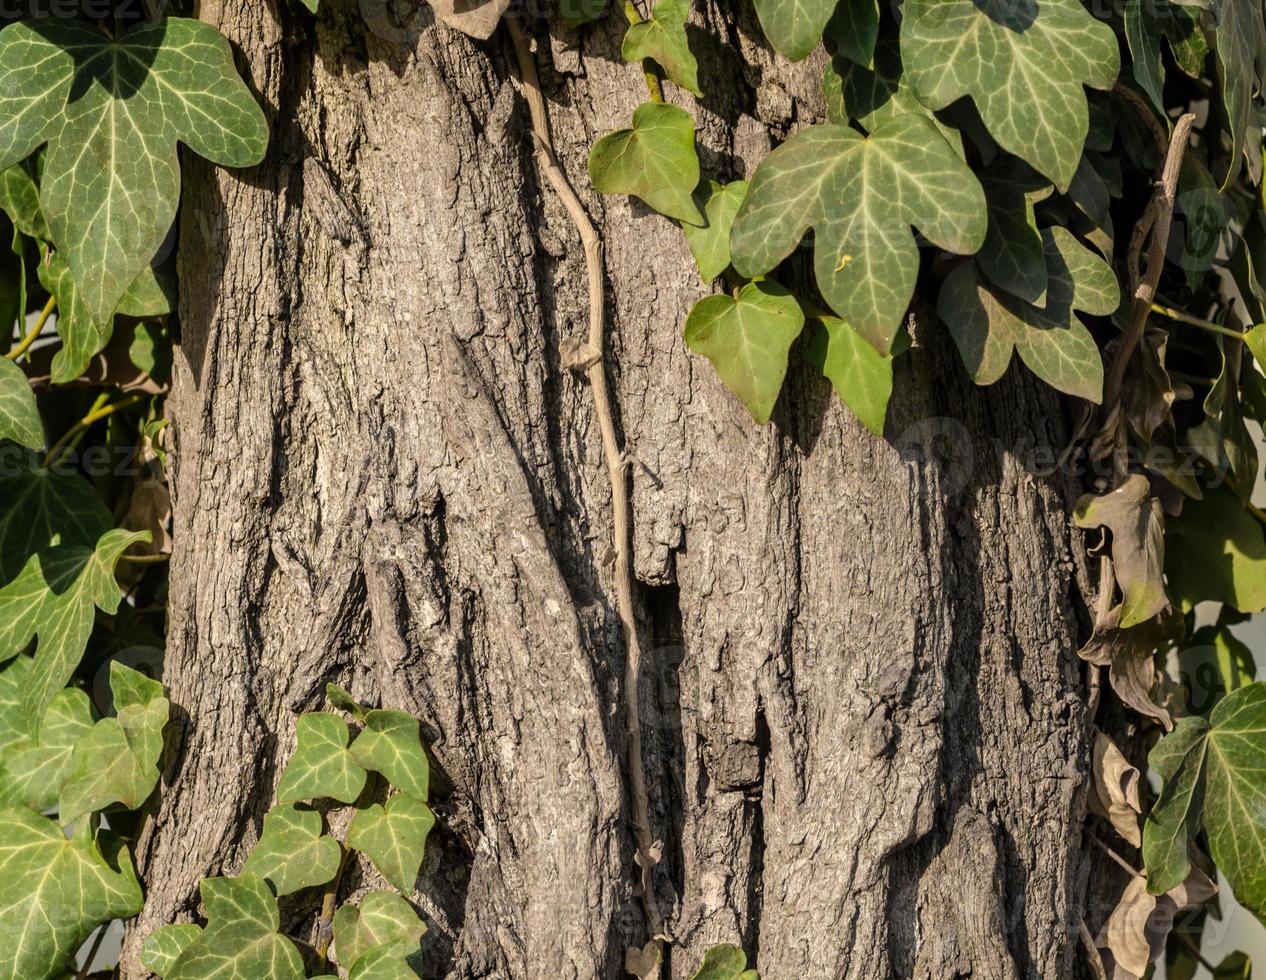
xmin=119 ymin=552 xmax=171 ymax=565
xmin=4 ymin=296 xmax=57 ymax=363
xmin=1175 ymin=930 xmax=1218 ymax=972
xmin=1087 ymin=831 xmax=1142 ymax=879
xmin=508 ymin=17 xmax=667 ymax=971
xmin=315 ymin=844 xmax=352 ymax=967
xmin=43 ymin=393 xmax=144 ymax=469
xmin=1150 ymin=303 xmax=1247 ymax=342
xmin=622 ymin=2 xmax=665 ymax=103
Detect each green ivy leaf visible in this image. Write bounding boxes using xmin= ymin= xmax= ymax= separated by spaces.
xmin=58 ymin=661 xmax=168 ymax=824
xmin=730 ymin=114 xmax=986 ymax=354
xmin=275 ymin=711 xmax=368 ymax=805
xmin=333 ymin=891 xmax=427 ymax=969
xmin=347 ymin=792 xmax=435 ymax=893
xmin=588 ymin=102 xmax=703 ymax=225
xmin=301 ymin=0 xmax=319 ymax=9
xmin=559 ymin=0 xmax=606 ymax=26
xmin=0 ymin=528 xmax=149 ymax=735
xmin=0 ymin=357 xmax=41 ymax=450
xmin=807 ymin=316 xmax=893 ymax=436
xmin=1187 ymin=621 xmax=1258 ymax=698
xmin=975 ymin=158 xmax=1053 ymax=306
xmin=1166 ymin=485 xmax=1266 ymax=613
xmin=350 ymin=710 xmax=431 ymax=802
xmin=0 ymin=807 xmax=142 ymax=979
xmin=0 ymin=660 xmax=93 ymax=812
xmin=825 ymin=0 xmax=880 ymax=68
xmin=0 ymin=18 xmax=268 ymax=326
xmin=940 ymin=227 xmax=1117 ymax=402
xmin=1213 ymin=0 xmax=1266 ymax=186
xmin=683 ymin=280 xmax=805 ymax=425
xmin=689 ymin=944 xmax=759 ymax=980
xmin=165 ymin=874 xmax=306 ymax=980
xmin=328 ymin=681 xmax=369 ymax=721
xmin=0 ymin=463 xmax=111 ymax=584
xmin=141 ymin=924 xmax=202 ymax=978
xmin=242 ymin=803 xmax=342 ymax=896
xmin=1212 ymin=952 xmax=1253 ymax=979
xmin=0 ymin=158 xmax=48 ymax=241
xmin=349 ymin=939 xmax=425 ymax=979
xmin=1144 ymin=683 xmax=1266 ymax=921
xmin=752 ymin=0 xmax=835 ymax=61
xmin=1125 ymin=0 xmax=1208 ymax=114
xmin=900 ymin=0 xmax=1120 ymax=190
xmin=681 ymin=180 xmax=747 ymax=282
xmin=1073 ymin=475 xmax=1168 ymax=629
xmin=622 ymin=0 xmax=700 ymax=96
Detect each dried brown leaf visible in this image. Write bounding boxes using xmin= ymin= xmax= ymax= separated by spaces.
xmin=1074 ymin=475 xmax=1168 ymax=628
xmin=1090 ymin=732 xmax=1143 ymax=847
xmin=427 ymin=0 xmax=510 ymax=39
xmin=1080 ymin=606 xmax=1181 ymax=730
xmin=1098 ymin=875 xmax=1156 ymax=978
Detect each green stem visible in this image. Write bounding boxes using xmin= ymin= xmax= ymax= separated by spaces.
xmin=622 ymin=2 xmax=665 ymax=103
xmin=1150 ymin=302 xmax=1246 ymax=341
xmin=4 ymin=295 xmax=56 ymax=363
xmin=43 ymin=393 xmax=143 ymax=469
xmin=119 ymin=552 xmax=170 ymax=565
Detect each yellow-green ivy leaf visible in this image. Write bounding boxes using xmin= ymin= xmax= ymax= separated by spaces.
xmin=689 ymin=944 xmax=759 ymax=980
xmin=1073 ymin=475 xmax=1168 ymax=629
xmin=350 ymin=710 xmax=431 ymax=802
xmin=349 ymin=939 xmax=425 ymax=979
xmin=58 ymin=661 xmax=168 ymax=824
xmin=1166 ymin=484 xmax=1266 ymax=613
xmin=683 ymin=280 xmax=805 ymax=425
xmin=900 ymin=0 xmax=1120 ymax=190
xmin=333 ymin=891 xmax=427 ymax=969
xmin=347 ymin=793 xmax=435 ymax=893
xmin=807 ymin=316 xmax=893 ymax=436
xmin=588 ymin=102 xmax=703 ymax=225
xmin=0 ymin=358 xmax=41 ymax=450
xmin=730 ymin=114 xmax=986 ymax=354
xmin=0 ymin=808 xmax=142 ymax=979
xmin=275 ymin=711 xmax=368 ymax=805
xmin=0 ymin=528 xmax=149 ymax=736
xmin=0 ymin=18 xmax=268 ymax=326
xmin=940 ymin=227 xmax=1117 ymax=402
xmin=165 ymin=874 xmax=306 ymax=980
xmin=0 ymin=659 xmax=93 ymax=812
xmin=622 ymin=0 xmax=700 ymax=96
xmin=682 ymin=180 xmax=747 ymax=282
xmin=141 ymin=924 xmax=202 ymax=978
xmin=242 ymin=804 xmax=342 ymax=896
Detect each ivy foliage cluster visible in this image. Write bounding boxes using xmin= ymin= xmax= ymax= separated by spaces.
xmin=0 ymin=0 xmax=1265 ymax=976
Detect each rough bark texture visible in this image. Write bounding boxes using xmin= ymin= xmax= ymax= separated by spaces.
xmin=124 ymin=3 xmax=1097 ymax=976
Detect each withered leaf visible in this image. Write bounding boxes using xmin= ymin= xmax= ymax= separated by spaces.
xmin=427 ymin=0 xmax=511 ymax=39
xmin=1089 ymin=732 xmax=1142 ymax=847
xmin=1080 ymin=606 xmax=1182 ymax=731
xmin=1075 ymin=475 xmax=1168 ymax=628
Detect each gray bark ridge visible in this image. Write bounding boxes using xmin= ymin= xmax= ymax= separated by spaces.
xmin=123 ymin=4 xmax=1095 ymax=978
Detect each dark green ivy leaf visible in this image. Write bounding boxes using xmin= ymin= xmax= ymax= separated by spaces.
xmin=0 ymin=19 xmax=268 ymax=326
xmin=731 ymin=114 xmax=986 ymax=354
xmin=141 ymin=923 xmax=202 ymax=977
xmin=1125 ymin=0 xmax=1209 ymax=113
xmin=752 ymin=0 xmax=837 ymax=61
xmin=825 ymin=0 xmax=880 ymax=68
xmin=588 ymin=102 xmax=702 ymax=225
xmin=1212 ymin=0 xmax=1266 ymax=186
xmin=975 ymin=157 xmax=1054 ymax=306
xmin=350 ymin=710 xmax=431 ymax=802
xmin=0 ymin=463 xmax=111 ymax=584
xmin=558 ymin=0 xmax=606 ymax=27
xmin=0 ymin=357 xmax=41 ymax=450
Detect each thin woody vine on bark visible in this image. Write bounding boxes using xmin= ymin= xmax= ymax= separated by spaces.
xmin=0 ymin=0 xmax=1264 ymax=977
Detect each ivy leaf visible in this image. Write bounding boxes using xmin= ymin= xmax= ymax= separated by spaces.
xmin=275 ymin=711 xmax=368 ymax=805
xmin=1079 ymin=606 xmax=1181 ymax=732
xmin=730 ymin=114 xmax=986 ymax=354
xmin=1144 ymin=683 xmax=1266 ymax=921
xmin=0 ymin=18 xmax=268 ymax=327
xmin=58 ymin=661 xmax=169 ymax=824
xmin=1189 ymin=336 xmax=1256 ymax=501
xmin=0 ymin=528 xmax=149 ymax=736
xmin=242 ymin=803 xmax=342 ymax=896
xmin=689 ymin=944 xmax=759 ymax=980
xmin=559 ymin=0 xmax=606 ymax=27
xmin=301 ymin=0 xmax=319 ymax=9
xmin=1125 ymin=0 xmax=1209 ymax=113
xmin=1166 ymin=485 xmax=1266 ymax=613
xmin=1213 ymin=0 xmax=1266 ymax=185
xmin=327 ymin=681 xmax=369 ymax=721
xmin=940 ymin=227 xmax=1117 ymax=402
xmin=975 ymin=158 xmax=1053 ymax=306
xmin=350 ymin=710 xmax=431 ymax=802
xmin=348 ymin=939 xmax=425 ymax=979
xmin=333 ymin=891 xmax=427 ymax=969
xmin=1187 ymin=620 xmax=1257 ymax=699
xmin=0 ymin=807 xmax=142 ymax=979
xmin=588 ymin=102 xmax=702 ymax=225
xmin=0 ymin=158 xmax=48 ymax=240
xmin=1074 ymin=475 xmax=1168 ymax=628
xmin=1212 ymin=953 xmax=1253 ymax=979
xmin=0 ymin=357 xmax=41 ymax=450
xmin=622 ymin=0 xmax=700 ymax=96
xmin=807 ymin=316 xmax=893 ymax=436
xmin=0 ymin=463 xmax=111 ymax=584
xmin=752 ymin=0 xmax=836 ymax=61
xmin=165 ymin=874 xmax=306 ymax=980
xmin=347 ymin=792 xmax=436 ymax=893
xmin=683 ymin=280 xmax=805 ymax=425
xmin=0 ymin=668 xmax=93 ymax=812
xmin=825 ymin=0 xmax=881 ymax=68
xmin=682 ymin=180 xmax=747 ymax=282
xmin=900 ymin=0 xmax=1120 ymax=190
xmin=141 ymin=924 xmax=202 ymax=977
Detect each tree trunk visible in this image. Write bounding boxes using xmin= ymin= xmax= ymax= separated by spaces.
xmin=124 ymin=3 xmax=1098 ymax=977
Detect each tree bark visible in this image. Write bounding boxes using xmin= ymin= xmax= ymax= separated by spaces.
xmin=124 ymin=3 xmax=1098 ymax=977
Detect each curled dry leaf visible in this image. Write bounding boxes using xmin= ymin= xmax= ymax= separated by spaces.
xmin=1074 ymin=475 xmax=1168 ymax=628
xmin=1089 ymin=732 xmax=1143 ymax=847
xmin=1097 ymin=866 xmax=1218 ymax=980
xmin=426 ymin=0 xmax=511 ymax=39
xmin=1080 ymin=606 xmax=1182 ymax=731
